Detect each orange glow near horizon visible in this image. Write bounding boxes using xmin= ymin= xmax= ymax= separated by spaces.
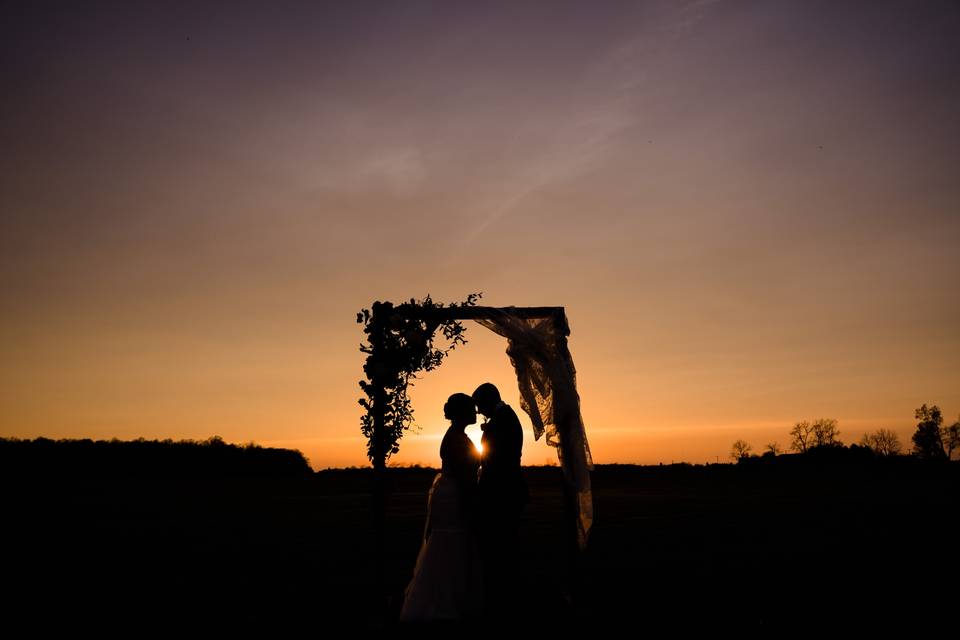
xmin=4 ymin=317 xmax=937 ymax=471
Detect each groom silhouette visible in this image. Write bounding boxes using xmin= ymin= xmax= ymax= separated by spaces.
xmin=473 ymin=382 xmax=530 ymax=621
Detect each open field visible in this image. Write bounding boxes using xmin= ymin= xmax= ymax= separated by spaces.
xmin=3 ymin=444 xmax=957 ymax=631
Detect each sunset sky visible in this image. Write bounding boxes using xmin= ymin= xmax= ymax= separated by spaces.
xmin=2 ymin=1 xmax=958 ymax=469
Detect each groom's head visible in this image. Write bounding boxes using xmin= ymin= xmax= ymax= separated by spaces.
xmin=472 ymin=382 xmax=501 ymax=418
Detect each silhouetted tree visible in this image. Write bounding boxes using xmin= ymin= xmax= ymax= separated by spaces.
xmin=789 ymin=421 xmax=813 ymax=453
xmin=858 ymin=429 xmax=903 ymax=456
xmin=730 ymin=440 xmax=752 ymax=461
xmin=912 ymin=404 xmax=946 ymax=459
xmin=811 ymin=418 xmax=842 ymax=448
xmin=0 ymin=436 xmax=312 ymax=477
xmin=944 ymin=416 xmax=960 ymax=460
xmin=765 ymin=442 xmax=782 ymax=456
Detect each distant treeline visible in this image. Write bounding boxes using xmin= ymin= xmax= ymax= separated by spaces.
xmin=730 ymin=403 xmax=960 ymax=463
xmin=0 ymin=436 xmax=312 ymax=478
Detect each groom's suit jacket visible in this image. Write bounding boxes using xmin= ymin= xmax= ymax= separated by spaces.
xmin=478 ymin=402 xmax=530 ymax=515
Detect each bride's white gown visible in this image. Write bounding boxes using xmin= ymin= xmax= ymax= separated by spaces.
xmin=400 ymin=433 xmax=483 ymax=621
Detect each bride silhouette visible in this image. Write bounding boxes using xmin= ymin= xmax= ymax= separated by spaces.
xmin=399 ymin=393 xmax=484 ymax=622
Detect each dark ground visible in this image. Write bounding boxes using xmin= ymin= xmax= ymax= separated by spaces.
xmin=3 ymin=442 xmax=957 ymax=632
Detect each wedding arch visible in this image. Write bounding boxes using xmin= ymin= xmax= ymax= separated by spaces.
xmin=357 ymin=293 xmax=594 ymax=597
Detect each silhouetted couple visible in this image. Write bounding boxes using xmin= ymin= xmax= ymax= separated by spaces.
xmin=400 ymin=382 xmax=530 ymax=624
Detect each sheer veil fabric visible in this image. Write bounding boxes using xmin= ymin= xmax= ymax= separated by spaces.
xmin=473 ymin=307 xmax=594 ymax=549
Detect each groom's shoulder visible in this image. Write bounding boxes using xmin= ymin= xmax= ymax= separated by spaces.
xmin=497 ymin=403 xmax=522 ymax=428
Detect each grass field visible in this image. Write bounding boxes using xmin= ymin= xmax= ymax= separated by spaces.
xmin=4 ymin=450 xmax=957 ymax=631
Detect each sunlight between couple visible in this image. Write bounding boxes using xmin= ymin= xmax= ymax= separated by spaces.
xmin=400 ymin=382 xmax=531 ymax=623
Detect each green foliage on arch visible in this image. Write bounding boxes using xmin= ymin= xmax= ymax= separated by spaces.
xmin=357 ymin=292 xmax=481 ymax=464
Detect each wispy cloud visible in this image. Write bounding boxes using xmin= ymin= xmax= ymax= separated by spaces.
xmin=311 ymin=146 xmax=427 ymax=196
xmin=450 ymin=1 xmax=722 ymax=256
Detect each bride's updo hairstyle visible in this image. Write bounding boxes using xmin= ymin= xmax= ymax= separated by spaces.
xmin=443 ymin=393 xmax=475 ymax=422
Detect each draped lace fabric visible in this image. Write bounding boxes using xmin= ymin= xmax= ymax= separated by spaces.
xmin=473 ymin=307 xmax=594 ymax=549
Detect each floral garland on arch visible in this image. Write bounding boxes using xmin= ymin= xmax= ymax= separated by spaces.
xmin=356 ymin=292 xmax=481 ymax=464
